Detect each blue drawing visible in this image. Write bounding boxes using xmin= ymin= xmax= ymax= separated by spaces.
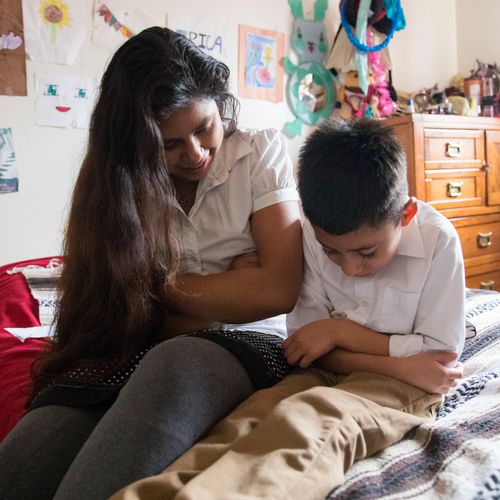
xmin=244 ymin=33 xmax=277 ymax=90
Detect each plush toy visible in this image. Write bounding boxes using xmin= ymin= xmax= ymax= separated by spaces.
xmin=335 ymin=70 xmax=367 ymax=119
xmin=363 ymin=29 xmax=395 ymax=117
xmin=328 ymin=0 xmax=403 ymax=120
xmin=283 ymin=0 xmax=336 ymax=138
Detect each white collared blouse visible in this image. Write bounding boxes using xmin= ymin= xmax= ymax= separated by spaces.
xmin=174 ymin=128 xmax=299 ymax=338
xmin=287 ymin=201 xmax=466 ymax=357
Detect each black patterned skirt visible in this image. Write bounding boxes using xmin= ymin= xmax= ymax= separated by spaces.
xmin=187 ymin=329 xmax=292 ymax=389
xmin=28 ymin=329 xmax=292 ymax=411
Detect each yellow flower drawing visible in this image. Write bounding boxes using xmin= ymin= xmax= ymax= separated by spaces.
xmin=38 ymin=0 xmax=71 ymax=44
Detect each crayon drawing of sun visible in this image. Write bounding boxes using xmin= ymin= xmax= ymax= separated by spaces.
xmin=38 ymin=0 xmax=71 ymax=44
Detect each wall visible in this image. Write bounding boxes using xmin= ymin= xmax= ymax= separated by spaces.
xmin=390 ymin=0 xmax=457 ymax=92
xmin=456 ymin=0 xmax=500 ymax=76
xmin=0 ymin=0 xmax=296 ymax=265
xmin=0 ymin=0 xmax=490 ymax=265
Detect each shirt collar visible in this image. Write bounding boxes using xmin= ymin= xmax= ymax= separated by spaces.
xmin=201 ymin=130 xmax=254 ymax=189
xmin=397 ymin=213 xmax=426 ymax=259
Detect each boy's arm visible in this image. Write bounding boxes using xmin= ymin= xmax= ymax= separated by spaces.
xmin=316 ymin=349 xmax=463 ymax=394
xmin=283 ymin=317 xmax=389 ymax=368
xmin=389 ymin=226 xmax=466 ymax=358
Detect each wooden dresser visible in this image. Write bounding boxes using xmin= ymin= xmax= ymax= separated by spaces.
xmin=384 ymin=113 xmax=500 ymax=291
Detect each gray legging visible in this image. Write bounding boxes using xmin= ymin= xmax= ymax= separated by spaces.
xmin=0 ymin=336 xmax=254 ymax=500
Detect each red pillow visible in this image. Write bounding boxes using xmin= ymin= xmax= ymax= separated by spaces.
xmin=0 ymin=257 xmax=60 ymax=442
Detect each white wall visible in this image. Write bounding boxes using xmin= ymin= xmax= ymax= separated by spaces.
xmin=390 ymin=0 xmax=457 ymax=92
xmin=456 ymin=0 xmax=500 ymax=76
xmin=0 ymin=0 xmax=493 ymax=265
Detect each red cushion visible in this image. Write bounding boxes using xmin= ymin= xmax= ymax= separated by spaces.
xmin=0 ymin=257 xmax=60 ymax=442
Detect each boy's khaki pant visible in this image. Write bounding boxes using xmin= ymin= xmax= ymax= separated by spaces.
xmin=113 ymin=369 xmax=443 ymax=500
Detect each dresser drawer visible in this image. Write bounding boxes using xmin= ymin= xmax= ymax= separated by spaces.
xmin=466 ymin=269 xmax=500 ymax=291
xmin=456 ymin=220 xmax=500 ymax=264
xmin=424 ymin=169 xmax=485 ymax=210
xmin=424 ymin=128 xmax=484 ymax=169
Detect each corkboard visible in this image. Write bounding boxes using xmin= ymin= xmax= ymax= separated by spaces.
xmin=0 ymin=0 xmax=27 ymax=96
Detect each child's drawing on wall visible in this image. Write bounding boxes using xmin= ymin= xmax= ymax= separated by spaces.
xmin=244 ymin=33 xmax=276 ymax=89
xmin=92 ymin=0 xmax=156 ymax=52
xmin=170 ymin=17 xmax=229 ymax=64
xmin=35 ymin=74 xmax=97 ymax=128
xmin=238 ymin=24 xmax=284 ymax=102
xmin=38 ymin=0 xmax=71 ymax=44
xmin=22 ymin=0 xmax=85 ymax=65
xmin=0 ymin=128 xmax=18 ymax=194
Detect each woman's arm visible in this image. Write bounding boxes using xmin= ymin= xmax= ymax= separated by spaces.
xmin=165 ymin=200 xmax=303 ymax=324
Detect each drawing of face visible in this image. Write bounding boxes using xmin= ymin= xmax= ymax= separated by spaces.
xmin=35 ymin=74 xmax=96 ymax=128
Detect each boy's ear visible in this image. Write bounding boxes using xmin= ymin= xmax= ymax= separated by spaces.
xmin=401 ymin=197 xmax=418 ymax=226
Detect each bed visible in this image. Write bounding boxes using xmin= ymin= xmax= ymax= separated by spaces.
xmin=1 ymin=257 xmax=499 ymax=498
xmin=327 ymin=289 xmax=500 ymax=499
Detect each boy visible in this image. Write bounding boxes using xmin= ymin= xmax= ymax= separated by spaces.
xmin=284 ymin=119 xmax=465 ymax=392
xmin=112 ymin=120 xmax=465 ymax=500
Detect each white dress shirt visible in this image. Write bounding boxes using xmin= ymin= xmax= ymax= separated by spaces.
xmin=175 ymin=128 xmax=298 ymax=338
xmin=287 ymin=201 xmax=466 ymax=357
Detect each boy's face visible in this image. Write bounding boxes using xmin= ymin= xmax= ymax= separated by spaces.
xmin=312 ymin=221 xmax=403 ymax=278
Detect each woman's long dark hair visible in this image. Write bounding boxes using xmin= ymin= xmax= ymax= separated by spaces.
xmin=30 ymin=27 xmax=240 ymax=397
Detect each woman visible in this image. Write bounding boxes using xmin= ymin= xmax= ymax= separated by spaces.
xmin=0 ymin=27 xmax=302 ymax=500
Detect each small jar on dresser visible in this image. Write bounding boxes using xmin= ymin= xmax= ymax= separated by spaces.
xmin=384 ymin=113 xmax=500 ymax=291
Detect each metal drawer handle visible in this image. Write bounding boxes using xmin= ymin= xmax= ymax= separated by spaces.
xmin=480 ymin=280 xmax=495 ymax=290
xmin=445 ymin=142 xmax=462 ymax=158
xmin=477 ymin=231 xmax=493 ymax=248
xmin=447 ymin=181 xmax=464 ymax=197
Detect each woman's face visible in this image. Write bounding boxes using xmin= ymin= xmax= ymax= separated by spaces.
xmin=159 ymin=99 xmax=224 ymax=182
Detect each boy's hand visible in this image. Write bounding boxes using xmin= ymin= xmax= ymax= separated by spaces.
xmin=394 ymin=351 xmax=463 ymax=394
xmin=229 ymin=251 xmax=260 ymax=270
xmin=282 ymin=319 xmax=337 ymax=368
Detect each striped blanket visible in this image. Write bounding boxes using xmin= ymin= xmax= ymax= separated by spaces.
xmin=328 ymin=293 xmax=500 ymax=500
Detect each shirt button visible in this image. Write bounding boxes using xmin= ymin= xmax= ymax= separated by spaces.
xmin=331 ymin=311 xmax=347 ymax=319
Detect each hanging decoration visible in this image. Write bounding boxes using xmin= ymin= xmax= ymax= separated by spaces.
xmin=92 ymin=0 xmax=157 ymax=52
xmin=95 ymin=4 xmax=134 ymax=40
xmin=326 ymin=0 xmax=405 ymax=120
xmin=282 ymin=0 xmax=336 ymax=138
xmin=340 ymin=0 xmax=403 ymax=53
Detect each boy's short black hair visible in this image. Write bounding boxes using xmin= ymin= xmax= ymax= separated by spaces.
xmin=298 ymin=119 xmax=408 ymax=235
